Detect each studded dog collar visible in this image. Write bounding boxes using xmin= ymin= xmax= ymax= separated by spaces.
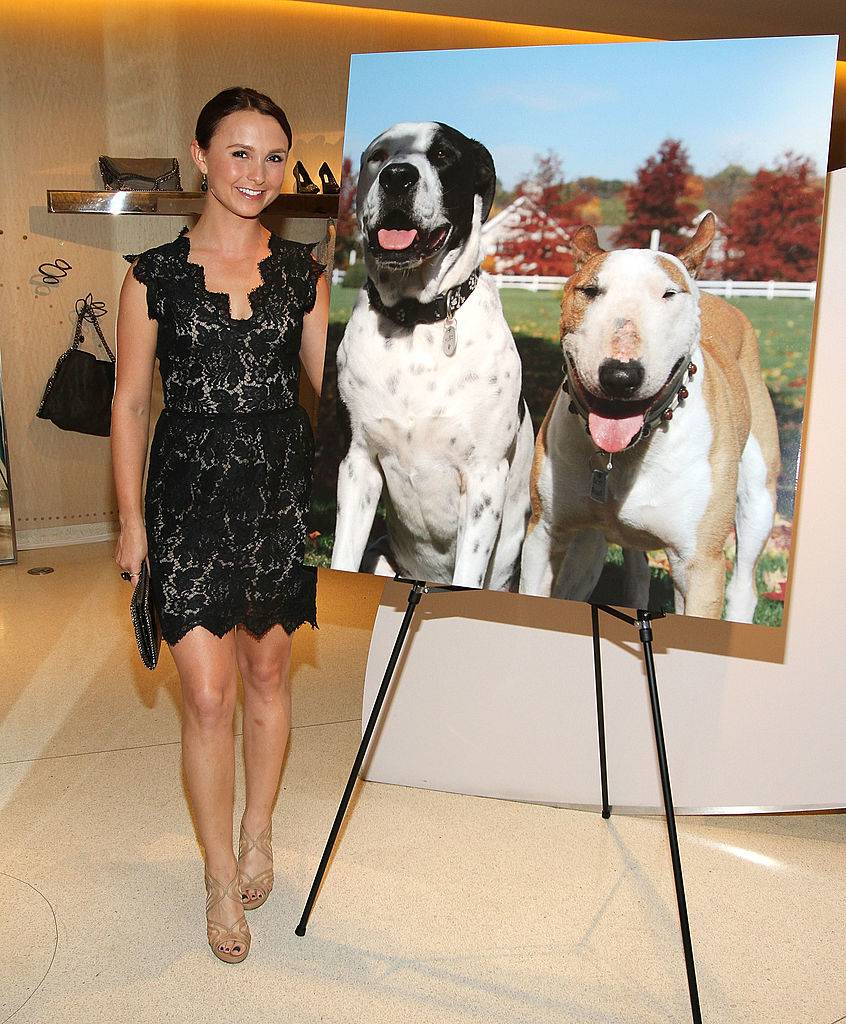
xmin=561 ymin=352 xmax=697 ymax=450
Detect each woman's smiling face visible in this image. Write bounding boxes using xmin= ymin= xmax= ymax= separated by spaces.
xmin=195 ymin=108 xmax=289 ymax=213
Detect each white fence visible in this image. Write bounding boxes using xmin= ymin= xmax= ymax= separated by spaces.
xmin=332 ymin=268 xmax=815 ymax=299
xmin=487 ymin=273 xmax=816 ymax=300
xmin=697 ymin=280 xmax=816 ymax=300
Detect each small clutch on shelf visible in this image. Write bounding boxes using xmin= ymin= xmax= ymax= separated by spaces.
xmin=98 ymin=156 xmax=182 ymax=192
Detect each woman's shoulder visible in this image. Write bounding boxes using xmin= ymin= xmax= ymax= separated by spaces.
xmin=271 ymin=233 xmax=327 ymax=286
xmin=271 ymin=233 xmax=323 ymax=264
xmin=122 ymin=226 xmax=188 ymax=271
xmin=121 ymin=228 xmax=188 ymax=321
xmin=269 ymin=234 xmax=326 ymax=315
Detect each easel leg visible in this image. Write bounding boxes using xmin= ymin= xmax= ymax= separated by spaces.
xmin=637 ymin=613 xmax=703 ymax=1024
xmin=590 ymin=605 xmax=612 ymax=819
xmin=295 ymin=580 xmax=426 ymax=936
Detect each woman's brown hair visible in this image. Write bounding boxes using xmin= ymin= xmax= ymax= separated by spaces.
xmin=195 ymin=86 xmax=292 ymax=151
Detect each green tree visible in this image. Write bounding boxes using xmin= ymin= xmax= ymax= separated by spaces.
xmin=703 ymin=164 xmax=753 ymax=221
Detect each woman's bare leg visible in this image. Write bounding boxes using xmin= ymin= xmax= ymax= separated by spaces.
xmin=170 ymin=625 xmax=244 ymax=954
xmin=235 ymin=623 xmax=294 ymax=902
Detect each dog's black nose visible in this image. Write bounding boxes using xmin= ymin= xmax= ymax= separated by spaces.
xmin=598 ymin=359 xmax=645 ymax=398
xmin=379 ymin=162 xmax=420 ymax=193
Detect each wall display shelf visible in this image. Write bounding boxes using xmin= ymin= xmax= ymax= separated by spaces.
xmin=46 ymin=190 xmax=338 ymax=219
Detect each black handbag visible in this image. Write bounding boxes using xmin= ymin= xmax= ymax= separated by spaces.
xmin=130 ymin=560 xmax=162 ymax=670
xmin=98 ymin=156 xmax=182 ymax=191
xmin=36 ymin=294 xmax=116 ymax=436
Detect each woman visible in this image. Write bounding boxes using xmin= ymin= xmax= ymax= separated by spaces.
xmin=111 ymin=86 xmax=329 ymax=964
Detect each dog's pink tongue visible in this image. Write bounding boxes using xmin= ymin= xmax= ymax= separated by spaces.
xmin=378 ymin=228 xmax=418 ymax=250
xmin=588 ymin=412 xmax=645 ymax=453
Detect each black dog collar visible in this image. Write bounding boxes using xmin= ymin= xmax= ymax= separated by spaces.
xmin=366 ymin=266 xmax=482 ymax=328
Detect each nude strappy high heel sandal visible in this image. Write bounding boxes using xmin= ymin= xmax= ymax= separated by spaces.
xmin=238 ymin=818 xmax=274 ymax=910
xmin=204 ymin=870 xmax=251 ymax=963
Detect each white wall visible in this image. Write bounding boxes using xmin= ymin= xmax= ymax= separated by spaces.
xmin=356 ymin=169 xmax=846 ymax=814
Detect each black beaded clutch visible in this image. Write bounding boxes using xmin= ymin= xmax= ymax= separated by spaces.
xmin=130 ymin=561 xmax=162 ymax=669
xmin=99 ymin=156 xmax=182 ymax=192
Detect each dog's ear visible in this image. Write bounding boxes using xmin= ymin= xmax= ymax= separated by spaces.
xmin=470 ymin=139 xmax=496 ymax=223
xmin=571 ymin=225 xmax=604 ymax=270
xmin=677 ymin=211 xmax=716 ymax=277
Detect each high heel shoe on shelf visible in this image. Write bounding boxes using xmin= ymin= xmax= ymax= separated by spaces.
xmin=319 ymin=161 xmax=340 ymax=195
xmin=204 ymin=870 xmax=251 ymax=964
xmin=238 ymin=818 xmax=274 ymax=910
xmin=293 ymin=160 xmax=320 ymax=195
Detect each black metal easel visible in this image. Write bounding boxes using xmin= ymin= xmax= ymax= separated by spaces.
xmin=591 ymin=603 xmax=702 ymax=1023
xmin=295 ymin=579 xmax=703 ymax=1024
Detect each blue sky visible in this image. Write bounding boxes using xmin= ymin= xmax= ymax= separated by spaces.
xmin=343 ymin=36 xmax=838 ymax=188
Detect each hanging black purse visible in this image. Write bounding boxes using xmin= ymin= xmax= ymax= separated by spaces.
xmin=128 ymin=560 xmax=162 ymax=670
xmin=36 ymin=294 xmax=115 ymax=437
xmin=99 ymin=156 xmax=182 ymax=191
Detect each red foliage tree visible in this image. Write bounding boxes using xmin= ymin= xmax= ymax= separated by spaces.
xmin=334 ymin=156 xmax=358 ymax=269
xmin=614 ymin=139 xmax=699 ymax=253
xmin=495 ymin=199 xmax=575 ymax=276
xmin=516 ymin=151 xmax=600 ymax=226
xmin=494 ymin=152 xmax=602 ymax=276
xmin=516 ymin=151 xmax=564 ymax=210
xmin=722 ymin=152 xmax=823 ymax=281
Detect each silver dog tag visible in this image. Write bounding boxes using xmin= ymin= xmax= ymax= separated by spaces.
xmin=589 ymin=452 xmax=613 ymax=504
xmin=443 ymin=315 xmax=457 ymax=357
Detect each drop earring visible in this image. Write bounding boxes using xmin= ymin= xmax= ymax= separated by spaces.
xmin=201 ymin=173 xmax=208 ymax=193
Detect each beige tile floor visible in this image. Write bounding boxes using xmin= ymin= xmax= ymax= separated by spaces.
xmin=0 ymin=541 xmax=844 ymax=1024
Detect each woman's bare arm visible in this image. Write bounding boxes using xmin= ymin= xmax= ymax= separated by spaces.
xmin=111 ymin=262 xmax=158 ymax=532
xmin=299 ymin=274 xmax=330 ymax=398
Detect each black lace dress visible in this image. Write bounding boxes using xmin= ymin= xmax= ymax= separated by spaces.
xmin=123 ymin=225 xmax=323 ymax=646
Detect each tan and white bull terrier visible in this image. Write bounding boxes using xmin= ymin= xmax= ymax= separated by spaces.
xmin=519 ymin=212 xmax=781 ymax=621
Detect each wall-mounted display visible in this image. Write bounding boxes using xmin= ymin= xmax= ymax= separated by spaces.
xmin=307 ymin=36 xmax=838 ymax=626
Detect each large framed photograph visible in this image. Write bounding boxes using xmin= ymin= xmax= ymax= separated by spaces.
xmin=306 ymin=36 xmax=838 ymax=627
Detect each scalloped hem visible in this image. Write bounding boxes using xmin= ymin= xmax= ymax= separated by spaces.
xmin=161 ymin=611 xmax=319 ymax=647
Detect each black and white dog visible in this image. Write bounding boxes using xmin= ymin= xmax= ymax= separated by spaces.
xmin=330 ymin=121 xmax=534 ymax=589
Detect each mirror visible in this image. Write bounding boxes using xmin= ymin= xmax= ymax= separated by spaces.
xmin=0 ymin=344 xmax=18 ymax=564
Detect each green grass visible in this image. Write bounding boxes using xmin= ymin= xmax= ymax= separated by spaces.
xmin=496 ymin=287 xmax=565 ymax=340
xmin=752 ymin=549 xmax=787 ymax=628
xmin=329 ymin=287 xmax=360 ymax=325
xmin=738 ymin=296 xmax=811 ymax=391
